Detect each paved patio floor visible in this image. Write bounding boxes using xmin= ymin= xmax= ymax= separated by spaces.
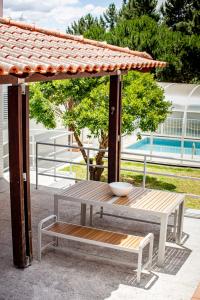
xmin=0 ymin=178 xmax=200 ymax=300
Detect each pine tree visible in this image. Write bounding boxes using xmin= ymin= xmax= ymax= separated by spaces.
xmin=191 ymin=0 xmax=200 ymax=34
xmin=120 ymin=0 xmax=159 ymax=21
xmin=161 ymin=0 xmax=200 ymax=33
xmin=103 ymin=3 xmax=118 ymax=29
xmin=67 ymin=14 xmax=104 ymax=35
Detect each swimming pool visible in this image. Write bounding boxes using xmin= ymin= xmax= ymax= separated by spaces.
xmin=127 ymin=137 xmax=200 ymax=156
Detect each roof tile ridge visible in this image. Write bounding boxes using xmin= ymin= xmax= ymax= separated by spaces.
xmin=0 ymin=17 xmax=83 ymax=41
xmin=81 ymin=39 xmax=153 ymax=59
xmin=0 ymin=17 xmax=153 ymax=60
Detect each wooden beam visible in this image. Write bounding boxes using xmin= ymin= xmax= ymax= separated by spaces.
xmin=0 ymin=70 xmax=128 ymax=85
xmin=108 ymin=74 xmax=122 ymax=183
xmin=25 ymin=70 xmax=128 ymax=83
xmin=0 ymin=75 xmax=18 ymax=85
xmin=8 ymin=84 xmax=32 ymax=268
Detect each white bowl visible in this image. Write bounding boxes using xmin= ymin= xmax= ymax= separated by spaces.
xmin=109 ymin=182 xmax=133 ymax=197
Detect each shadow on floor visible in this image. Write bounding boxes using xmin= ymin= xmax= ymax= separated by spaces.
xmin=0 ymin=183 xmax=195 ymax=300
xmin=41 ymin=246 xmax=159 ymax=291
xmin=152 ymin=244 xmax=191 ymax=275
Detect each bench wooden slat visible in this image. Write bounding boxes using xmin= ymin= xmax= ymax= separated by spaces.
xmin=45 ymin=222 xmax=143 ymax=250
xmin=38 ymin=216 xmax=154 ymax=283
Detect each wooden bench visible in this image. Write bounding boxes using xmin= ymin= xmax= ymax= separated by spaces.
xmin=38 ymin=215 xmax=154 ymax=283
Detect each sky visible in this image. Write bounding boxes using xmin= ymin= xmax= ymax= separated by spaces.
xmin=3 ymin=0 xmax=165 ymax=32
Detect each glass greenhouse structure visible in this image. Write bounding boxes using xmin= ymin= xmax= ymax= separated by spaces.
xmin=126 ymin=83 xmax=200 ymax=161
xmin=157 ymin=82 xmax=200 ymax=138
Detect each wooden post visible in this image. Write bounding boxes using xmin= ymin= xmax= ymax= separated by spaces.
xmin=117 ymin=79 xmax=122 ymax=180
xmin=0 ymin=0 xmax=3 ymax=18
xmin=0 ymin=85 xmax=3 ymax=177
xmin=8 ymin=84 xmax=32 ymax=268
xmin=22 ymin=86 xmax=33 ymax=262
xmin=108 ymin=74 xmax=122 ymax=183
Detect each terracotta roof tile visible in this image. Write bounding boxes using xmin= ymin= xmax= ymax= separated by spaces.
xmin=0 ymin=17 xmax=166 ymax=77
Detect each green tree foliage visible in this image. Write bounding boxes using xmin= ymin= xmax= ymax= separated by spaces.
xmin=161 ymin=0 xmax=200 ymax=34
xmin=106 ymin=16 xmax=158 ymax=55
xmin=103 ymin=3 xmax=118 ymax=29
xmin=30 ymin=72 xmax=170 ymax=180
xmin=66 ymin=14 xmax=105 ymax=36
xmin=29 ymin=78 xmax=100 ymax=129
xmin=66 ymin=13 xmax=106 ymax=41
xmin=120 ymin=0 xmax=159 ymax=21
xmin=66 ymin=1 xmax=199 ymax=83
xmin=104 ymin=15 xmax=200 ymax=83
xmin=154 ymin=28 xmax=200 ymax=83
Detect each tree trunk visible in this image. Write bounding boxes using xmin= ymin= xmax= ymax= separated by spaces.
xmin=89 ymin=135 xmax=108 ymax=181
xmin=66 ymin=98 xmax=108 ymax=181
xmin=65 ymin=99 xmax=88 ymax=164
xmin=89 ymin=157 xmax=105 ymax=181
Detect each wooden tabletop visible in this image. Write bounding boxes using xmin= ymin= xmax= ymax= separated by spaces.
xmin=57 ymin=181 xmax=185 ymax=215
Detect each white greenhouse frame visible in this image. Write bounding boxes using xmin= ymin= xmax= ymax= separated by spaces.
xmin=157 ymin=82 xmax=200 ymax=139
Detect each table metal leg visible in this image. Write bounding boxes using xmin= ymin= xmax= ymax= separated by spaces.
xmin=173 ymin=209 xmax=178 ymax=241
xmin=89 ymin=205 xmax=93 ymax=226
xmin=100 ymin=206 xmax=103 ymax=218
xmin=81 ymin=203 xmax=87 ymax=225
xmin=176 ymin=201 xmax=184 ymax=244
xmin=157 ymin=215 xmax=168 ymax=267
xmin=54 ymin=196 xmax=59 ymax=219
xmin=53 ymin=196 xmax=59 ymax=246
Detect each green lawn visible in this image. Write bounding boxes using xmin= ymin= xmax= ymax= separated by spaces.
xmin=60 ymin=161 xmax=200 ymax=209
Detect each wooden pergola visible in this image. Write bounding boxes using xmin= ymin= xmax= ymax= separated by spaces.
xmin=0 ymin=17 xmax=166 ymax=268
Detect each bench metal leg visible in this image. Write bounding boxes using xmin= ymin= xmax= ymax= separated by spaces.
xmin=136 ymin=233 xmax=154 ymax=283
xmin=137 ymin=250 xmax=143 ymax=284
xmin=38 ymin=224 xmax=42 ymax=261
xmin=38 ymin=215 xmax=57 ymax=261
xmin=54 ymin=236 xmax=59 ymax=247
xmin=81 ymin=203 xmax=87 ymax=225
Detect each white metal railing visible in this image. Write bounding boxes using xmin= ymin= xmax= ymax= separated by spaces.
xmin=158 ymin=117 xmax=183 ymax=136
xmin=157 ymin=117 xmax=200 ymax=138
xmin=187 ymin=119 xmax=200 ymax=138
xmin=35 ymin=141 xmax=200 ymax=201
xmin=2 ymin=129 xmax=71 ymax=172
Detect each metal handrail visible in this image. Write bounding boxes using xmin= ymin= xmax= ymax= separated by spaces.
xmin=35 ymin=141 xmax=200 ymax=201
xmin=37 ymin=141 xmax=200 ymax=164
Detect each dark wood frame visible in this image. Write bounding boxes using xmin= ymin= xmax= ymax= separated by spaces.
xmin=1 ymin=70 xmax=124 ymax=268
xmin=8 ymin=85 xmax=28 ymax=267
xmin=22 ymin=86 xmax=33 ymax=264
xmin=0 ymin=70 xmax=127 ymax=85
xmin=108 ymin=75 xmax=122 ymax=182
xmin=1 ymin=66 xmax=150 ymax=268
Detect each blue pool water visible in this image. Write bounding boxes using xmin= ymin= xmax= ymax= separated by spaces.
xmin=127 ymin=137 xmax=200 ymax=156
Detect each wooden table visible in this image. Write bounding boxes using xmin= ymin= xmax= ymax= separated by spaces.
xmin=54 ymin=181 xmax=185 ymax=266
